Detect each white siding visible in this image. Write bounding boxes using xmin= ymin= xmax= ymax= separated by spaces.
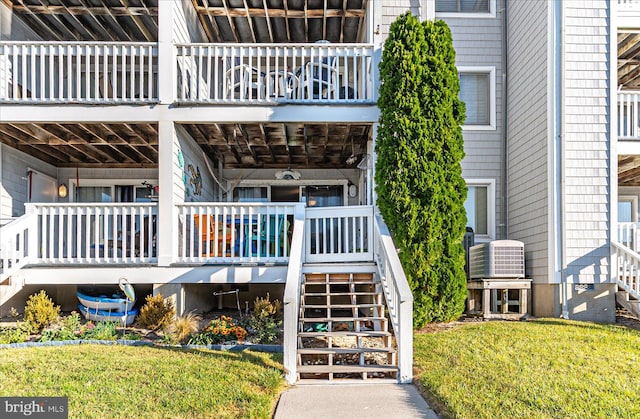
xmin=0 ymin=2 xmax=42 ymax=41
xmin=175 ymin=125 xmax=218 ymax=203
xmin=0 ymin=144 xmax=56 ymax=219
xmin=506 ymin=0 xmax=549 ymax=282
xmin=562 ymin=0 xmax=611 ymax=284
xmin=443 ymin=0 xmax=505 ymax=239
xmin=173 ymin=0 xmax=207 ymax=43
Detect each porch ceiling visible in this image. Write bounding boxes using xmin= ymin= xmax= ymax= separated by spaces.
xmin=619 ymin=31 xmax=640 ymax=90
xmin=181 ymin=122 xmax=370 ymax=169
xmin=2 ymin=0 xmax=158 ymax=42
xmin=0 ymin=122 xmax=158 ymax=167
xmin=191 ymin=0 xmax=368 ymax=43
xmin=619 ymin=155 xmax=640 ymax=186
xmin=3 ymin=0 xmax=367 ymax=44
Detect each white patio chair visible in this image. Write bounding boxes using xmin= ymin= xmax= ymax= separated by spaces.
xmin=225 ymin=57 xmax=266 ymax=100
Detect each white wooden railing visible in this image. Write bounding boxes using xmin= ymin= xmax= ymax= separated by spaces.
xmin=373 ymin=213 xmax=413 ymax=383
xmin=282 ymin=204 xmax=306 ymax=384
xmin=304 ymin=205 xmax=374 ymax=263
xmin=612 ymin=241 xmax=640 ymax=300
xmin=175 ymin=43 xmax=374 ymax=103
xmin=617 ymin=222 xmax=640 ymax=252
xmin=0 ymin=213 xmax=35 ymax=282
xmin=619 ymin=92 xmax=640 ymax=139
xmin=0 ymin=42 xmax=158 ymax=103
xmin=175 ymin=203 xmax=297 ymax=263
xmin=26 ymin=203 xmax=158 ymax=264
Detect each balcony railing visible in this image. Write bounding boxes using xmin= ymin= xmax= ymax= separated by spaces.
xmin=619 ymin=92 xmax=640 ymax=139
xmin=175 ymin=43 xmax=374 ymax=104
xmin=0 ymin=42 xmax=158 ymax=103
xmin=26 ymin=203 xmax=158 ymax=264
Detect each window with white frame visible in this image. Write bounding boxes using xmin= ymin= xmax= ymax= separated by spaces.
xmin=435 ymin=0 xmax=495 ymax=17
xmin=464 ymin=180 xmax=495 ymax=239
xmin=458 ymin=67 xmax=496 ymax=130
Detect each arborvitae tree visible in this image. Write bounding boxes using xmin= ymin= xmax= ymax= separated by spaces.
xmin=376 ymin=13 xmax=468 ymax=327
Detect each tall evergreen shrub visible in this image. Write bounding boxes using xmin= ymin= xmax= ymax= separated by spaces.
xmin=376 ymin=13 xmax=468 ymax=327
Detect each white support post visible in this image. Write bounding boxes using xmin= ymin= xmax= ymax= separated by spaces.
xmin=157 ymin=121 xmax=178 ymax=266
xmin=283 ymin=203 xmax=306 ymax=385
xmin=158 ymin=0 xmax=175 ymax=104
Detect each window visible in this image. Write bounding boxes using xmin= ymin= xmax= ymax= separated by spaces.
xmin=233 ymin=187 xmax=268 ymax=202
xmin=435 ymin=0 xmax=495 ymax=17
xmin=458 ymin=67 xmax=496 ymax=130
xmin=464 ymin=180 xmax=495 ymax=240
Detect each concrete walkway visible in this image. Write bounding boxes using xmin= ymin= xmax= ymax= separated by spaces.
xmin=273 ymin=384 xmax=439 ymax=419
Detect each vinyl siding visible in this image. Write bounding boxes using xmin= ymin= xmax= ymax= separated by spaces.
xmin=442 ymin=0 xmax=505 ymax=239
xmin=562 ymin=0 xmax=611 ymax=284
xmin=380 ymin=0 xmax=420 ymax=38
xmin=506 ymin=0 xmax=549 ymax=281
xmin=0 ymin=144 xmax=57 ymax=219
xmin=175 ymin=125 xmax=218 ymax=203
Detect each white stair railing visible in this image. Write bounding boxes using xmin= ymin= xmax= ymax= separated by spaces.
xmin=27 ymin=203 xmax=158 ymax=264
xmin=612 ymin=241 xmax=640 ymax=300
xmin=0 ymin=213 xmax=36 ymax=282
xmin=304 ymin=205 xmax=373 ymax=263
xmin=373 ymin=214 xmax=413 ymax=384
xmin=0 ymin=41 xmax=158 ymax=103
xmin=283 ymin=204 xmax=306 ymax=385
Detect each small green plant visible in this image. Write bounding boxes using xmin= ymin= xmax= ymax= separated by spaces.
xmin=188 ymin=315 xmax=247 ymax=345
xmin=39 ymin=312 xmax=88 ymax=342
xmin=249 ymin=294 xmax=282 ymax=344
xmin=165 ymin=312 xmax=202 ymax=344
xmin=137 ymin=293 xmax=175 ymax=331
xmin=82 ymin=321 xmax=118 ymax=341
xmin=0 ymin=325 xmax=29 ymax=344
xmin=23 ymin=290 xmax=60 ymax=331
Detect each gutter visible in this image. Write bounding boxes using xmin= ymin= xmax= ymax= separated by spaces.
xmin=501 ymin=0 xmax=508 ymax=239
xmin=558 ymin=0 xmax=569 ymax=319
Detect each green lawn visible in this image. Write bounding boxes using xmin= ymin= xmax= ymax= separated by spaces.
xmin=414 ymin=319 xmax=640 ymax=418
xmin=0 ymin=345 xmax=284 ymax=418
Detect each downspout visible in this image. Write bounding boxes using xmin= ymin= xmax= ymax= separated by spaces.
xmin=501 ymin=0 xmax=508 ymax=239
xmin=558 ymin=0 xmax=569 ymax=319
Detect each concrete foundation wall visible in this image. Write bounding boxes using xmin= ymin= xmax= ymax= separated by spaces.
xmin=532 ymin=283 xmax=615 ymax=323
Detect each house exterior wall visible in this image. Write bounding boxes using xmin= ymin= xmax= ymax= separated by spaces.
xmin=175 ymin=125 xmax=218 ymax=202
xmin=561 ymin=0 xmax=614 ymax=322
xmin=441 ymin=0 xmax=505 ymax=240
xmin=0 ymin=2 xmax=42 ymax=41
xmin=506 ymin=0 xmax=550 ymax=286
xmin=380 ymin=0 xmax=421 ymax=39
xmin=0 ymin=144 xmax=57 ymax=219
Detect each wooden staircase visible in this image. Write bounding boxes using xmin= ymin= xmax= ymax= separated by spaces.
xmin=296 ymin=271 xmax=398 ymax=382
xmin=616 ymin=290 xmax=640 ymax=319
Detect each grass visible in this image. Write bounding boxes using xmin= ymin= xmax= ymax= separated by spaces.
xmin=414 ymin=319 xmax=640 ymax=419
xmin=0 ymin=345 xmax=285 ymax=418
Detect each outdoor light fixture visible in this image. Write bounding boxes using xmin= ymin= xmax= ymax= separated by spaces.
xmin=58 ymin=183 xmax=68 ymax=198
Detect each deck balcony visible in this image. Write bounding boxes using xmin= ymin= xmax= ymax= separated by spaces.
xmin=0 ymin=202 xmax=375 ymax=275
xmin=0 ymin=41 xmax=375 ymax=105
xmin=175 ymin=43 xmax=375 ymax=104
xmin=0 ymin=41 xmax=159 ymax=104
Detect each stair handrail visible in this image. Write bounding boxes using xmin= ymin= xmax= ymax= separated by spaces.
xmin=283 ymin=203 xmax=306 ymax=385
xmin=612 ymin=241 xmax=640 ymax=300
xmin=0 ymin=212 xmax=37 ymax=282
xmin=373 ymin=213 xmax=413 ymax=383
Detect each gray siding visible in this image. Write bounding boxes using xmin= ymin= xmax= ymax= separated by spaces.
xmin=562 ymin=0 xmax=610 ymax=284
xmin=506 ymin=0 xmax=549 ymax=282
xmin=443 ymin=0 xmax=505 ymax=239
xmin=381 ymin=0 xmax=420 ymax=38
xmin=0 ymin=144 xmax=57 ymax=219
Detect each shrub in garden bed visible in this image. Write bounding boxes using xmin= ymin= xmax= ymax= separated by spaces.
xmin=188 ymin=315 xmax=247 ymax=345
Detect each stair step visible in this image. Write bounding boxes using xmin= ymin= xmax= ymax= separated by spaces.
xmin=300 ymin=317 xmax=387 ymax=322
xmin=297 ymin=347 xmax=395 ymax=355
xmin=302 ymin=304 xmax=383 ymax=309
xmin=298 ymin=331 xmax=391 ymax=338
xmin=297 ymin=364 xmax=397 ymax=374
xmin=302 ymin=292 xmax=380 ymax=297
